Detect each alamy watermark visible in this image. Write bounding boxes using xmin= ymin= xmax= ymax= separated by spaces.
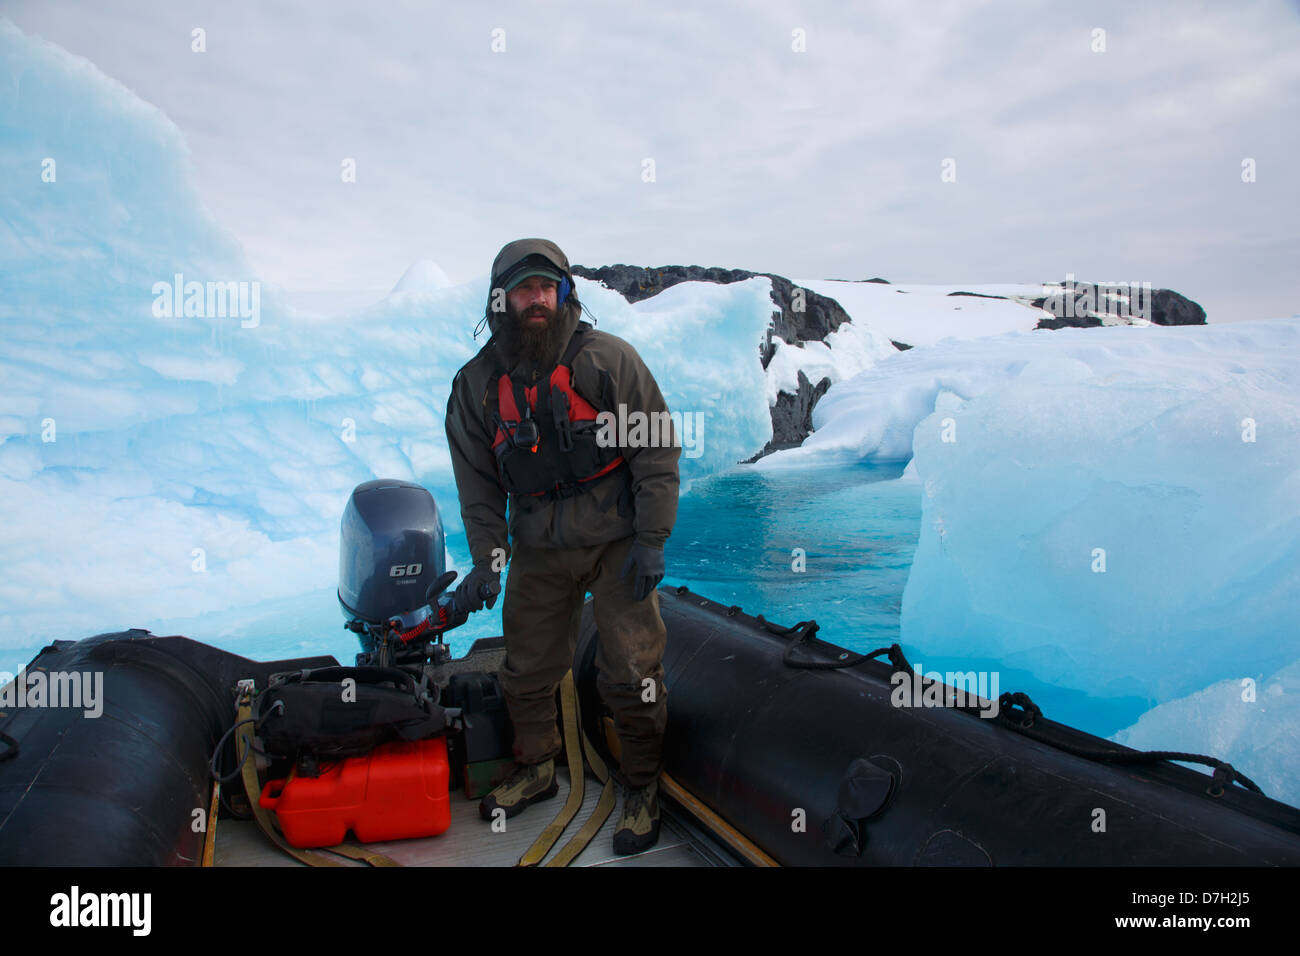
xmin=0 ymin=669 xmax=103 ymax=719
xmin=1041 ymin=273 xmax=1151 ymax=323
xmin=890 ymin=664 xmax=1000 ymax=718
xmin=49 ymin=886 xmax=150 ymax=936
xmin=151 ymin=272 xmax=261 ymax=328
xmin=595 ymin=404 xmax=704 ymax=459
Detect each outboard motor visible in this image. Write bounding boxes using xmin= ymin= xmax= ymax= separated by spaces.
xmin=336 ymin=478 xmax=510 ymax=796
xmin=338 ymin=479 xmax=458 ymax=666
xmin=339 ymin=478 xmax=447 ymax=624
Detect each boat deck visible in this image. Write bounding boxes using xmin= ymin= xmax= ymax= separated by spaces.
xmin=215 ymin=765 xmax=738 ymax=867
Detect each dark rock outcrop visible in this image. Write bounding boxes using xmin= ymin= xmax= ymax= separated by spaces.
xmin=572 ymin=264 xmax=753 ymax=305
xmin=742 ymin=370 xmax=833 ymax=463
xmin=571 ymin=264 xmax=871 ymax=459
xmin=572 ymin=264 xmax=1207 ymax=463
xmin=1148 ymin=288 xmax=1208 ymax=326
xmin=1029 ymin=284 xmax=1206 ymax=329
xmin=1036 ymin=313 xmax=1104 ymax=330
xmin=571 ymin=264 xmax=857 ymax=368
xmin=937 ymin=284 xmax=1207 ymax=330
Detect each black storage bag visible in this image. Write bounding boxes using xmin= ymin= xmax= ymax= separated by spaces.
xmin=255 ymin=666 xmax=446 ymax=770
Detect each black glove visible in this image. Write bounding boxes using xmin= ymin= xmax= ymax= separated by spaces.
xmin=620 ymin=541 xmax=665 ymax=601
xmin=454 ymin=564 xmax=501 ymax=613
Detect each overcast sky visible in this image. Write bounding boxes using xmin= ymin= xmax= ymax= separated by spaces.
xmin=7 ymin=0 xmax=1299 ymax=322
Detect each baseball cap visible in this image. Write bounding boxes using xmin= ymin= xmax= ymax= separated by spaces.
xmin=500 ymin=254 xmax=564 ymax=292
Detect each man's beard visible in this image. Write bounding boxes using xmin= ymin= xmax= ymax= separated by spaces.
xmin=501 ymin=302 xmax=558 ymax=367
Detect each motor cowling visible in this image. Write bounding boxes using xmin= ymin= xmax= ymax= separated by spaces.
xmin=338 ymin=479 xmax=447 ymax=627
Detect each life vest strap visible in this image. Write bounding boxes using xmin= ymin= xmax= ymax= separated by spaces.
xmin=488 ymin=322 xmax=626 ymax=498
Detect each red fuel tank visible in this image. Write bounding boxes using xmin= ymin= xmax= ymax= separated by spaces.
xmin=260 ymin=737 xmax=451 ymax=848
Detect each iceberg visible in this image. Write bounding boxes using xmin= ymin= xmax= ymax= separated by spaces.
xmin=0 ymin=20 xmax=777 ymax=658
xmin=2 ymin=18 xmax=1295 ymax=806
xmin=765 ymin=319 xmax=1300 ymax=803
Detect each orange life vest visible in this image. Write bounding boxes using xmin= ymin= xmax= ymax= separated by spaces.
xmin=490 ymin=322 xmax=626 ymax=499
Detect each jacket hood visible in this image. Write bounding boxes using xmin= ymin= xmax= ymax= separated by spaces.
xmin=484 ymin=238 xmax=580 ymax=370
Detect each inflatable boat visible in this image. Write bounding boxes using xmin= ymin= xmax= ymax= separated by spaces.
xmin=2 ymin=480 xmax=1298 ymax=867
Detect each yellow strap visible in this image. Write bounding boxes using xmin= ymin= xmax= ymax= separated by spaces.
xmin=201 ymin=778 xmax=220 ymax=867
xmin=235 ymin=696 xmax=404 ymax=867
xmin=547 ymin=780 xmax=615 ymax=867
xmin=318 ymin=842 xmax=404 ymax=867
xmin=546 ymin=682 xmax=616 ymax=867
xmin=517 ymin=670 xmax=585 ymax=866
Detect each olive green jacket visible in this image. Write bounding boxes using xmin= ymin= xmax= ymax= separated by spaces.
xmin=444 ymin=239 xmax=680 ymax=568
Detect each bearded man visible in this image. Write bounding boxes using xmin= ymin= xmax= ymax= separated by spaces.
xmin=443 ymin=238 xmax=680 ymax=854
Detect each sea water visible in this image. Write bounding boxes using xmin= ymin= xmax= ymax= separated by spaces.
xmin=664 ymin=462 xmax=1147 ymax=738
xmin=80 ymin=460 xmax=1145 ymax=743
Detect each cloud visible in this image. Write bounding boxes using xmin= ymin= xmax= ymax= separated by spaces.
xmin=7 ymin=0 xmax=1299 ymax=322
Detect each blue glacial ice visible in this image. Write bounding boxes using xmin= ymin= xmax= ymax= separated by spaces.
xmin=3 ymin=18 xmax=1296 ymax=806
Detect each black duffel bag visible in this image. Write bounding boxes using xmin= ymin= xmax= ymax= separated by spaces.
xmin=254 ymin=666 xmax=446 ymax=772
